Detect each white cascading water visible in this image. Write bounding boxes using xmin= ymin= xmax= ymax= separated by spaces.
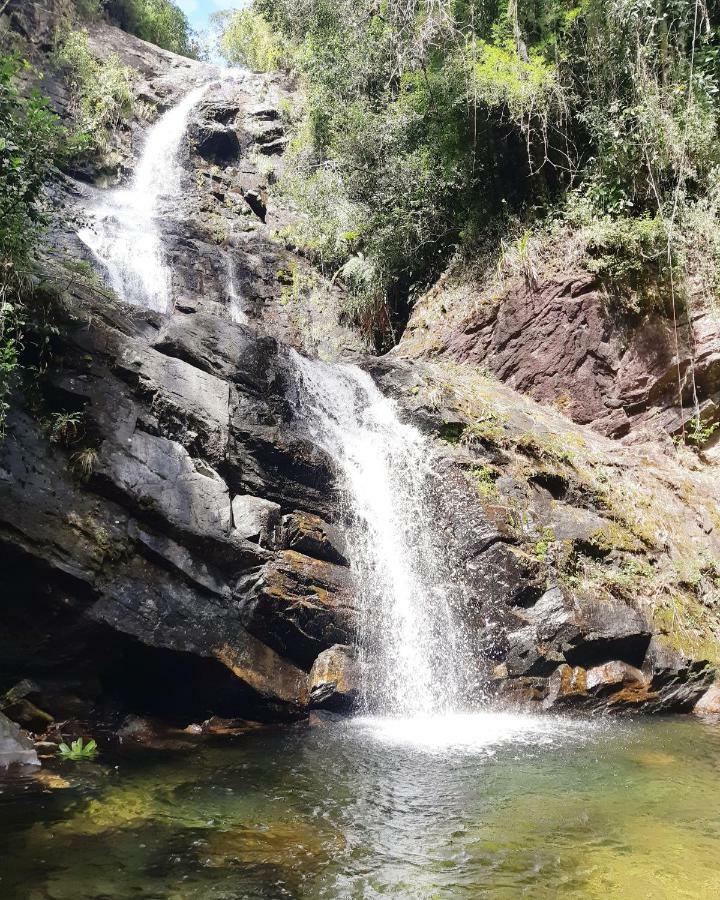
xmin=78 ymin=83 xmax=214 ymax=313
xmin=292 ymin=351 xmax=475 ymax=717
xmin=226 ymin=251 xmax=248 ymax=324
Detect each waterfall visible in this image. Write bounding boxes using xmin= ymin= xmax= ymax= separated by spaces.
xmin=226 ymin=250 xmax=248 ymax=324
xmin=78 ymin=83 xmax=214 ymax=313
xmin=292 ymin=351 xmax=474 ymax=717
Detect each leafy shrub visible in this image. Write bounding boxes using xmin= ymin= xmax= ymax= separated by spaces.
xmin=133 ymin=0 xmax=195 ymax=56
xmin=0 ymin=55 xmax=62 ymax=433
xmin=219 ymin=1 xmax=720 ymax=346
xmin=102 ymin=0 xmax=197 ymax=57
xmin=73 ymin=0 xmax=103 ymax=19
xmin=217 ymin=8 xmax=290 ymax=71
xmin=46 ymin=410 xmax=84 ymax=446
xmin=54 ymin=28 xmax=135 ymax=156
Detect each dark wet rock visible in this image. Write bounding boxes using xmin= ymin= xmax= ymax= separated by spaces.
xmin=194 ymin=122 xmax=241 ymax=164
xmin=0 ymin=713 xmax=40 ymax=769
xmin=236 ymin=550 xmax=356 ymax=669
xmin=2 ymin=679 xmax=42 ymax=707
xmin=2 ymin=681 xmax=55 ymax=733
xmin=93 ymin=558 xmax=308 ymax=717
xmin=640 ymin=637 xmax=716 ymax=712
xmin=308 ymin=645 xmax=360 ymax=711
xmin=101 ymin=430 xmax=233 ymax=540
xmin=0 ymin=283 xmax=343 ymax=724
xmin=1 ymin=700 xmax=54 ymax=734
xmin=201 ymin=100 xmax=241 ymax=125
xmin=199 ymin=715 xmax=263 ymax=736
xmin=280 ymin=512 xmax=349 ymax=566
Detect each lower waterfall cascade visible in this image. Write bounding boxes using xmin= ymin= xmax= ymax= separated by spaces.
xmin=291 ymin=351 xmax=477 ymax=717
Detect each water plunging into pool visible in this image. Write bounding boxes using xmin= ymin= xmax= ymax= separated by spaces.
xmin=78 ymin=82 xmax=214 ymax=313
xmin=292 ymin=351 xmax=476 ymax=719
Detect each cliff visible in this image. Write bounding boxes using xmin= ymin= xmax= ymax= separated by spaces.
xmin=1 ymin=3 xmax=719 ymax=753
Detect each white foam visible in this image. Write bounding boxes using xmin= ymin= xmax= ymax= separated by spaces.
xmin=353 ymin=712 xmax=601 ymax=753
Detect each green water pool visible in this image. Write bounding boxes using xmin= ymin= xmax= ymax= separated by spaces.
xmin=1 ymin=712 xmax=719 ymax=899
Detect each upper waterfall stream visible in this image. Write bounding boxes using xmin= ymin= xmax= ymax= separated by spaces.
xmin=78 ymin=82 xmax=214 ymax=313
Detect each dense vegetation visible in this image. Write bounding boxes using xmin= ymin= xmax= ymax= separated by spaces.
xmin=55 ymin=27 xmax=135 ymax=158
xmin=76 ymin=0 xmax=198 ymax=57
xmin=0 ymin=56 xmax=63 ymax=432
xmin=219 ymin=0 xmax=720 ymax=349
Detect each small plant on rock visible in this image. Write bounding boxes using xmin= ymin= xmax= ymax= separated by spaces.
xmin=47 ymin=411 xmax=83 ymax=446
xmin=57 ymin=737 xmax=98 ymax=760
xmin=71 ymin=446 xmax=98 ymax=478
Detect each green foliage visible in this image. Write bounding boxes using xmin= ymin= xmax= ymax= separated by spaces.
xmin=54 ymin=29 xmax=135 ymax=157
xmin=0 ymin=300 xmax=22 ymax=434
xmin=680 ymin=416 xmax=720 ymax=448
xmin=73 ymin=0 xmax=103 ymax=19
xmin=218 ymin=1 xmax=720 ymax=348
xmin=583 ymin=213 xmax=669 ymax=282
xmin=131 ymin=0 xmax=195 ymax=56
xmin=0 ymin=55 xmax=63 ymax=434
xmin=46 ymin=410 xmax=84 ymax=446
xmin=57 ymin=737 xmax=98 ymax=760
xmin=466 ymin=464 xmax=500 ymax=498
xmin=73 ymin=1 xmax=198 ymax=56
xmin=569 ymin=0 xmax=720 ymax=215
xmin=533 ymin=526 xmax=556 ymax=561
xmin=217 ymin=8 xmax=290 ymax=71
xmin=71 ymin=445 xmax=99 ymax=477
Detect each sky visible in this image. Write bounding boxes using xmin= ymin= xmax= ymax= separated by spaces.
xmin=176 ymin=1 xmax=249 ymax=35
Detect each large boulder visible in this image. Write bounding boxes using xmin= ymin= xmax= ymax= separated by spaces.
xmin=237 ymin=550 xmax=356 ymax=669
xmin=232 ymin=494 xmax=282 ymax=544
xmin=308 ymin=645 xmax=360 ymax=711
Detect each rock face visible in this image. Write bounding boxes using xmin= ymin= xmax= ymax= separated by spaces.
xmin=0 ymin=277 xmax=357 ymax=723
xmin=400 ymin=272 xmax=720 ymax=446
xmin=0 ymin=713 xmax=40 ymax=769
xmin=365 ymin=354 xmax=720 ymax=714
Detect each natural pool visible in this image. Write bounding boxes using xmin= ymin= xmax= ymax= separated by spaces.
xmin=1 ymin=713 xmax=720 ymax=899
